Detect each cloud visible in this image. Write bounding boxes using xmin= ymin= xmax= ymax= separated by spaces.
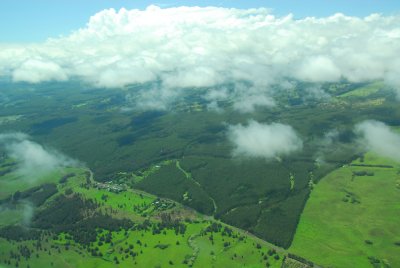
xmin=0 ymin=6 xmax=400 ymax=108
xmin=12 ymin=59 xmax=68 ymax=83
xmin=231 ymin=84 xmax=275 ymax=113
xmin=303 ymin=86 xmax=331 ymax=101
xmin=125 ymin=84 xmax=181 ymax=111
xmin=294 ymin=56 xmax=341 ymax=82
xmin=21 ymin=202 xmax=34 ymax=226
xmin=233 ymin=94 xmax=275 ymax=113
xmin=0 ymin=133 xmax=79 ymax=180
xmin=355 ymin=120 xmax=400 ymax=162
xmin=228 ymin=120 xmax=303 ymax=159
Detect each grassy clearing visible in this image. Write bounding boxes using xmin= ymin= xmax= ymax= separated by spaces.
xmin=0 ymin=165 xmax=81 ymax=200
xmin=290 ymin=153 xmax=400 ymax=268
xmin=73 ymin=187 xmax=154 ymax=214
xmin=339 ymin=81 xmax=384 ymax=98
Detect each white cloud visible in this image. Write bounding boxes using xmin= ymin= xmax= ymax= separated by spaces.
xmin=228 ymin=120 xmax=303 ymax=159
xmin=12 ymin=59 xmax=67 ymax=83
xmin=21 ymin=202 xmax=34 ymax=226
xmin=233 ymin=94 xmax=275 ymax=113
xmin=0 ymin=133 xmax=79 ymax=180
xmin=302 ymin=86 xmax=331 ymax=101
xmin=355 ymin=120 xmax=400 ymax=162
xmin=294 ymin=56 xmax=341 ymax=82
xmin=0 ymin=6 xmax=399 ymax=107
xmin=125 ymin=85 xmax=181 ymax=111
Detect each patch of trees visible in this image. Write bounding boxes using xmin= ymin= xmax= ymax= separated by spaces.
xmin=154 ymin=244 xmax=169 ymax=250
xmin=150 ymin=214 xmax=186 ymax=236
xmin=0 ymin=225 xmax=42 ymax=241
xmin=351 ymin=164 xmax=393 ymax=168
xmin=135 ymin=164 xmax=214 ymax=215
xmin=252 ymin=189 xmax=311 ymax=249
xmin=368 ymin=256 xmax=382 ymax=266
xmin=365 ymin=240 xmax=373 ymax=245
xmin=5 ymin=246 xmax=32 ymax=267
xmin=342 ymin=191 xmax=360 ymax=204
xmin=352 ymin=171 xmax=375 ymax=176
xmin=203 ymin=222 xmax=223 ymax=233
xmin=0 ymin=167 xmax=13 ymax=176
xmin=178 ymin=156 xmax=316 ymax=249
xmin=287 ymin=253 xmax=314 ymax=267
xmin=220 ymin=204 xmax=261 ymax=230
xmin=59 ymin=173 xmax=76 ymax=184
xmin=30 ymin=116 xmax=78 ymax=135
xmin=31 ymin=194 xmax=133 ymax=245
xmin=154 ymin=213 xmax=187 ymax=235
xmin=10 ymin=183 xmax=58 ymax=207
xmin=32 ymin=194 xmax=95 ymax=229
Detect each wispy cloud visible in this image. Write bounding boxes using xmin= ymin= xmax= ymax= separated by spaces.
xmin=355 ymin=120 xmax=400 ymax=162
xmin=0 ymin=133 xmax=79 ymax=181
xmin=228 ymin=120 xmax=303 ymax=160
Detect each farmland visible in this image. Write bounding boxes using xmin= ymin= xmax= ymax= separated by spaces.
xmin=0 ymin=167 xmax=286 ymax=268
xmin=290 ymin=153 xmax=400 ymax=267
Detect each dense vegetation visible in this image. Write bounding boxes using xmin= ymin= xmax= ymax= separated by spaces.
xmin=0 ymin=79 xmax=399 ymax=256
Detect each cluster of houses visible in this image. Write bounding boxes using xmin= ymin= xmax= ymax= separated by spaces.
xmin=92 ymin=181 xmax=126 ymax=193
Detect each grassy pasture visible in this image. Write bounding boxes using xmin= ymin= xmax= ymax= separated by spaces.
xmin=0 ymin=223 xmax=284 ymax=268
xmin=290 ymin=153 xmax=400 ymax=267
xmin=0 ymin=163 xmax=80 ymax=200
xmin=339 ymin=81 xmax=384 ymax=98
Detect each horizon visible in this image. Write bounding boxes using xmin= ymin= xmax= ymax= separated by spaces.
xmin=1 ymin=0 xmax=400 ymax=42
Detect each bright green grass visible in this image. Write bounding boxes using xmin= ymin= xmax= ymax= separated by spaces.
xmin=339 ymin=81 xmax=384 ymax=98
xmin=0 ymin=166 xmax=81 ymax=200
xmin=0 ymin=207 xmax=24 ymax=226
xmin=0 ymin=237 xmax=109 ymax=268
xmin=195 ymin=234 xmax=282 ymax=268
xmin=290 ymin=153 xmax=400 ymax=268
xmin=0 ymin=221 xmax=284 ymax=268
xmin=73 ymin=187 xmax=154 ymax=213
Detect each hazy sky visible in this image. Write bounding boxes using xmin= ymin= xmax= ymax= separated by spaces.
xmin=1 ymin=0 xmax=399 ymax=42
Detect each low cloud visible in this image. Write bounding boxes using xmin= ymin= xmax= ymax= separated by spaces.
xmin=0 ymin=133 xmax=79 ymax=180
xmin=228 ymin=120 xmax=303 ymax=159
xmin=303 ymin=86 xmax=331 ymax=101
xmin=21 ymin=202 xmax=34 ymax=226
xmin=12 ymin=59 xmax=68 ymax=83
xmin=0 ymin=201 xmax=35 ymax=226
xmin=294 ymin=56 xmax=341 ymax=83
xmin=0 ymin=6 xmax=399 ymax=110
xmin=232 ymin=94 xmax=275 ymax=113
xmin=355 ymin=120 xmax=400 ymax=162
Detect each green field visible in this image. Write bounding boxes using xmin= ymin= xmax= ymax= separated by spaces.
xmin=0 ymin=225 xmax=284 ymax=268
xmin=0 ymin=161 xmax=79 ymax=200
xmin=339 ymin=81 xmax=384 ymax=98
xmin=290 ymin=153 xmax=400 ymax=267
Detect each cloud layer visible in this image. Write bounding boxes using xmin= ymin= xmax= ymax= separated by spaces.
xmin=355 ymin=120 xmax=400 ymax=162
xmin=0 ymin=133 xmax=78 ymax=180
xmin=228 ymin=120 xmax=303 ymax=159
xmin=1 ymin=6 xmax=400 ymax=107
